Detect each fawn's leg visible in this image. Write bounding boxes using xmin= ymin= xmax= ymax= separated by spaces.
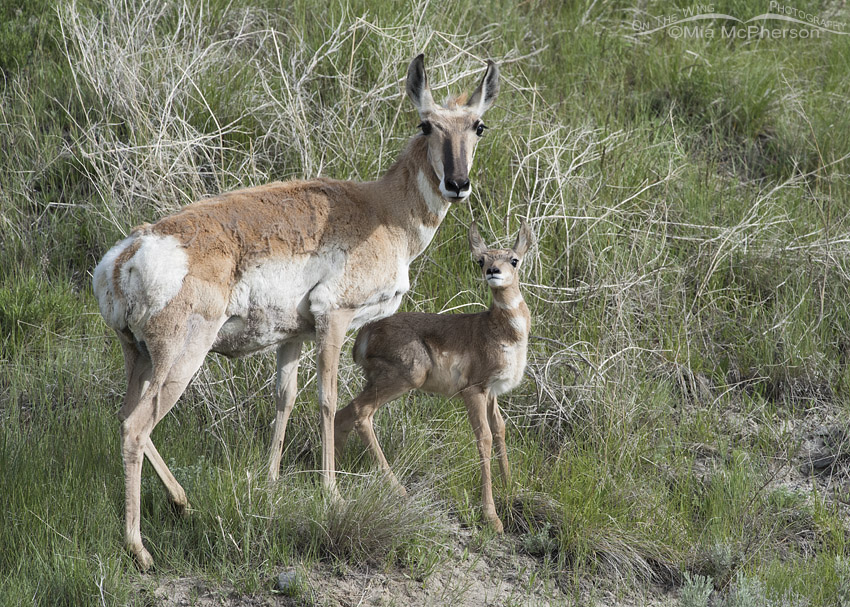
xmin=335 ymin=381 xmax=411 ymax=494
xmin=486 ymin=391 xmax=511 ymax=487
xmin=463 ymin=387 xmax=503 ymax=533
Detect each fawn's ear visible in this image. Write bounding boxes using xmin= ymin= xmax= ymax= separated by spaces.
xmin=512 ymin=219 xmax=534 ymax=257
xmin=469 ymin=223 xmax=488 ymax=258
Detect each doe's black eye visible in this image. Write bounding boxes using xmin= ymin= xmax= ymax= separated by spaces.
xmin=474 ymin=121 xmax=487 ymax=137
xmin=477 ymin=258 xmax=485 ymax=268
xmin=419 ymin=121 xmax=432 ymax=135
xmin=510 ymin=258 xmax=519 ymax=267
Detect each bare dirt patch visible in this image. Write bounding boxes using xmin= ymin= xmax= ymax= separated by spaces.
xmin=141 ymin=522 xmax=679 ymax=606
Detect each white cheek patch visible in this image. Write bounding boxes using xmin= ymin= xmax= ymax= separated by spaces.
xmin=418 ymin=170 xmax=449 ymax=217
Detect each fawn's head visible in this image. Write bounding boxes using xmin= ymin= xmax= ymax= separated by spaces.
xmin=468 ymin=220 xmax=534 ymax=290
xmin=406 ymin=54 xmax=499 ymax=201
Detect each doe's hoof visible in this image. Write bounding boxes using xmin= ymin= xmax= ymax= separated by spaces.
xmin=131 ymin=545 xmax=154 ymax=571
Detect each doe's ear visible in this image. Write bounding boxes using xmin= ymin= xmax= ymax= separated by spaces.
xmin=512 ymin=219 xmax=534 ymax=257
xmin=465 ymin=60 xmax=499 ymax=116
xmin=406 ymin=54 xmax=436 ymax=118
xmin=468 ymin=223 xmax=488 ymax=258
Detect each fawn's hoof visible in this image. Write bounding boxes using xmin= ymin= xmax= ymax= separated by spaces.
xmin=486 ymin=516 xmax=504 ymax=534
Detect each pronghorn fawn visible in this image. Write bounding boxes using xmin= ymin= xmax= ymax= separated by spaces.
xmin=335 ymin=220 xmax=534 ymax=533
xmin=92 ymin=54 xmax=499 ymax=569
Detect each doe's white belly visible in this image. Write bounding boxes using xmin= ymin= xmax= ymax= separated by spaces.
xmin=213 ymin=251 xmax=411 ymax=356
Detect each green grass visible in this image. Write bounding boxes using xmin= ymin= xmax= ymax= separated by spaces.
xmin=3 ymin=0 xmax=850 ymax=605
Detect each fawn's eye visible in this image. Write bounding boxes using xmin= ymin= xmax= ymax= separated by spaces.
xmin=477 ymin=258 xmax=485 ymax=268
xmin=510 ymin=258 xmax=519 ymax=267
xmin=474 ymin=121 xmax=487 ymax=137
xmin=419 ymin=121 xmax=432 ymax=135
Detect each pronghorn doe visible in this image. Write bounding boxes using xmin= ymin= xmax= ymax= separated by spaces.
xmin=92 ymin=54 xmax=499 ymax=569
xmin=335 ymin=220 xmax=534 ymax=533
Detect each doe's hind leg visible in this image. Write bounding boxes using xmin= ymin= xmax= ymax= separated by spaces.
xmin=121 ymin=318 xmax=221 ymax=570
xmin=117 ymin=334 xmax=190 ymax=513
xmin=144 ymin=439 xmax=191 ymax=516
xmin=268 ymin=341 xmax=302 ymax=482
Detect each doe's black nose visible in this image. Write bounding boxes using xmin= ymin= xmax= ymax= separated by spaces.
xmin=445 ymin=177 xmax=470 ymax=195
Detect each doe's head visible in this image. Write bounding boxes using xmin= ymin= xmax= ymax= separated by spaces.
xmin=406 ymin=54 xmax=499 ymax=201
xmin=468 ymin=219 xmax=534 ymax=290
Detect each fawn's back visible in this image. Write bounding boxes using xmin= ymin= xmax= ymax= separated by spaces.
xmin=354 ymin=303 xmax=529 ymax=397
xmin=352 ymin=220 xmax=534 ymax=398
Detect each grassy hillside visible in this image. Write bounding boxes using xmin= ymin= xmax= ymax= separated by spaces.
xmin=2 ymin=0 xmax=850 ymax=604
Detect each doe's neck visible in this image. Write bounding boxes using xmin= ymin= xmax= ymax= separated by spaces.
xmin=370 ymin=135 xmax=451 ymax=259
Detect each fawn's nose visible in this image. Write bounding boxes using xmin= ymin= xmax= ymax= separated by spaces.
xmin=486 ymin=267 xmax=501 ymax=276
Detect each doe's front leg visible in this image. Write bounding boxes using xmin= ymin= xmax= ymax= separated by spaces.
xmin=315 ymin=309 xmax=354 ymax=502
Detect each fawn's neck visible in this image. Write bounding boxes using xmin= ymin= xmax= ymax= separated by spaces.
xmin=487 ymin=284 xmax=529 ymax=341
